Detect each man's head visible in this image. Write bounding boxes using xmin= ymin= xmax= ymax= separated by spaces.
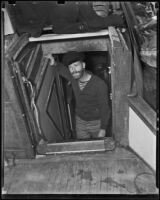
xmin=62 ymin=51 xmax=86 ymax=80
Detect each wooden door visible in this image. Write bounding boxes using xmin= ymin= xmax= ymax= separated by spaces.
xmin=14 ymin=42 xmax=72 ymax=143
xmin=34 ymin=61 xmax=72 ymax=143
xmin=4 ymin=34 xmax=72 ymax=160
xmin=4 ymin=49 xmax=36 ymax=159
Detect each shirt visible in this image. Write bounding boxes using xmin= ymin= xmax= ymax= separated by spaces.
xmin=54 ymin=63 xmax=111 ymax=129
xmin=78 ymin=79 xmax=90 ymax=90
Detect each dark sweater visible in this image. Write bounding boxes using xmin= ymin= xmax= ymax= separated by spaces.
xmin=54 ymin=63 xmax=111 ymax=129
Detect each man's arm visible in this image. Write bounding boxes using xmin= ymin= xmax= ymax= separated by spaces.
xmin=45 ymin=54 xmax=73 ymax=81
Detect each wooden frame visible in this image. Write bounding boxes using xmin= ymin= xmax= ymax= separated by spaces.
xmin=6 ymin=27 xmax=149 ymax=155
xmin=108 ymin=27 xmax=132 ymax=146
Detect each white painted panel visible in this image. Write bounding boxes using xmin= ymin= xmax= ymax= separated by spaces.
xmin=129 ymin=107 xmax=156 ymax=171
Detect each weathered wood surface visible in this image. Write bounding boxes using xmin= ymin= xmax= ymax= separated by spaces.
xmin=133 ymin=47 xmax=144 ymax=96
xmin=42 ymin=37 xmax=108 ymax=55
xmin=3 ymin=147 xmax=158 ymax=194
xmin=143 ymin=65 xmax=157 ymax=111
xmin=108 ymin=27 xmax=132 ymax=146
xmin=4 ymin=58 xmax=35 ymax=159
xmin=46 ymin=139 xmax=105 ymax=154
xmin=5 ymin=33 xmax=30 ymax=60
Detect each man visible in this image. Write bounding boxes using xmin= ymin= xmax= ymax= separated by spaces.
xmin=47 ymin=51 xmax=111 ymax=140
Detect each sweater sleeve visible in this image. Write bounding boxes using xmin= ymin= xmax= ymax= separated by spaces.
xmin=54 ymin=62 xmax=73 ymax=82
xmin=97 ymin=80 xmax=111 ymax=129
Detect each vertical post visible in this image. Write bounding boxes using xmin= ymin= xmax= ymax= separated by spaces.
xmin=108 ymin=27 xmax=132 ymax=146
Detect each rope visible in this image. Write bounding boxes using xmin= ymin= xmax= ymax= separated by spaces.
xmin=22 ymin=76 xmax=47 ymax=141
xmin=134 ymin=172 xmax=156 ymax=194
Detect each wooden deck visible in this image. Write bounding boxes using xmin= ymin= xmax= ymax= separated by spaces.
xmin=3 ymin=147 xmax=158 ymax=194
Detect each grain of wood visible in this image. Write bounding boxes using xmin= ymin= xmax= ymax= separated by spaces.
xmin=4 ymin=148 xmax=157 ymax=194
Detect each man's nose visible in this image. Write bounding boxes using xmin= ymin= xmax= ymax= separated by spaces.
xmin=72 ymin=69 xmax=78 ymax=73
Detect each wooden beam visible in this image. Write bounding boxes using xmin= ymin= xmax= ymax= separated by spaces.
xmin=29 ymin=29 xmax=109 ymax=42
xmin=36 ymin=137 xmax=115 ymax=155
xmin=133 ymin=47 xmax=144 ymax=97
xmin=41 ymin=140 xmax=106 ymax=154
xmin=108 ymin=26 xmax=132 ymax=146
xmin=42 ymin=37 xmax=109 ymax=55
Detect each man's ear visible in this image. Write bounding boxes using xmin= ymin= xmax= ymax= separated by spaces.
xmin=82 ymin=62 xmax=86 ymax=69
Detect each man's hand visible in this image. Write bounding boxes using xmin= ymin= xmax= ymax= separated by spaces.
xmin=98 ymin=129 xmax=106 ymax=138
xmin=45 ymin=54 xmax=56 ymax=66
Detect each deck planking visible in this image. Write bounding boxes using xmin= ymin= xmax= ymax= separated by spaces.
xmin=3 ymin=147 xmax=158 ymax=194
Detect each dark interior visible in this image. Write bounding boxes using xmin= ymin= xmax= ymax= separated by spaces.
xmin=58 ymin=51 xmax=112 ymax=141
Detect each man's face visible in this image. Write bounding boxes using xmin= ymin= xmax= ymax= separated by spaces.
xmin=68 ymin=61 xmax=85 ymax=80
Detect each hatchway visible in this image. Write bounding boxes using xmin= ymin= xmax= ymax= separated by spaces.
xmin=35 ymin=33 xmax=113 ymax=154
xmin=36 ymin=50 xmax=112 ymax=143
xmin=34 ymin=29 xmax=131 ymax=154
xmin=4 ymin=28 xmax=131 ymax=157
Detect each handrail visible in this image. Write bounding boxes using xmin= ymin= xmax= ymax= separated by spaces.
xmin=128 ymin=96 xmax=157 ymax=135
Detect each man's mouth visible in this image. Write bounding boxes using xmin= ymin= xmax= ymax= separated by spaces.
xmin=72 ymin=72 xmax=81 ymax=76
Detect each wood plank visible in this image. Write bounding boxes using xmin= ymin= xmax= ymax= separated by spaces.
xmin=42 ymin=37 xmax=108 ymax=55
xmin=45 ymin=162 xmax=60 ymax=193
xmin=108 ymin=26 xmax=121 ymax=49
xmin=78 ymin=161 xmax=92 ymax=194
xmin=26 ymin=44 xmax=42 ymax=79
xmin=17 ymin=147 xmax=137 ymax=165
xmin=65 ymin=160 xmax=76 ymax=194
xmin=116 ymin=28 xmax=129 ymax=50
xmin=6 ymin=33 xmax=30 ymax=60
xmin=107 ymin=27 xmax=132 ymax=146
xmin=143 ymin=65 xmax=156 ymax=110
xmin=46 ymin=140 xmax=106 ymax=154
xmin=4 ymin=147 xmax=157 ymax=194
xmin=111 ymin=48 xmax=132 ymax=146
xmin=133 ymin=47 xmax=144 ymax=96
xmin=59 ymin=161 xmax=71 ymax=193
xmin=29 ymin=30 xmax=109 ymax=42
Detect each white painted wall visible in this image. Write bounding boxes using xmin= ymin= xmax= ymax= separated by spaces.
xmin=129 ymin=107 xmax=156 ymax=171
xmin=2 ymin=8 xmax=14 ymax=35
